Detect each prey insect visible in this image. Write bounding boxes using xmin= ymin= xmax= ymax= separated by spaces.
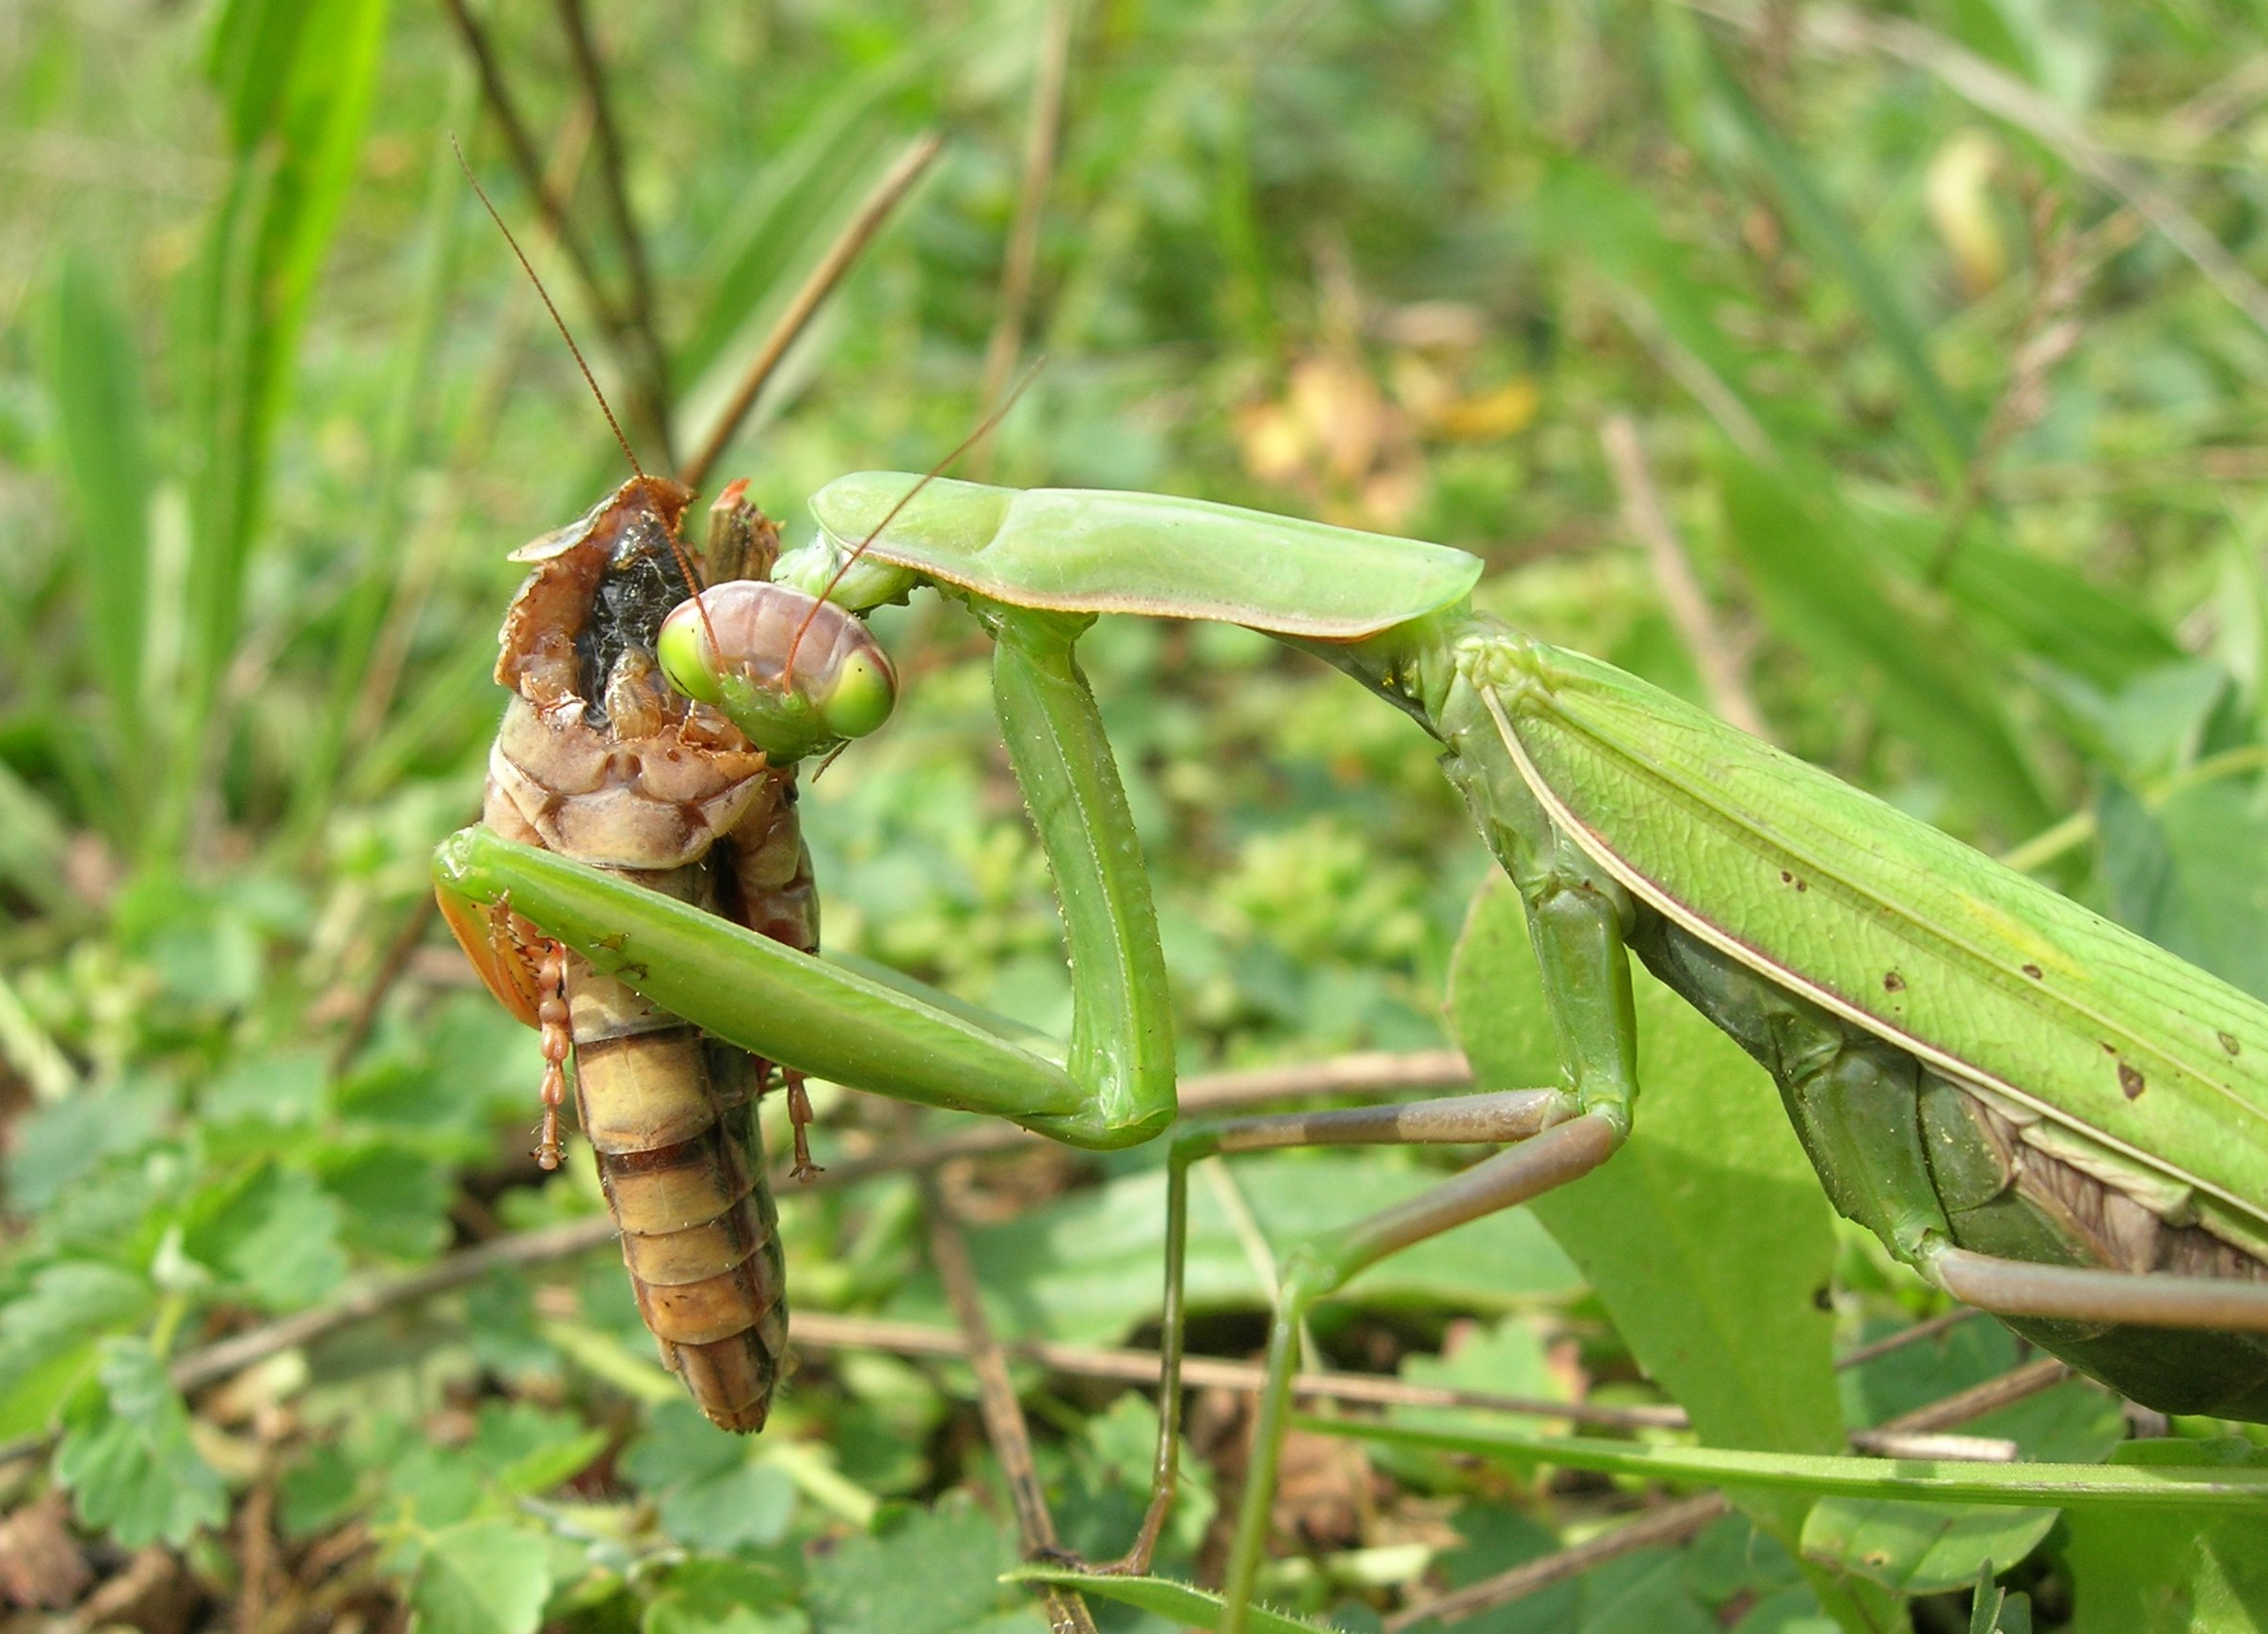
xmin=435 ymin=472 xmax=895 ymax=1432
xmin=432 ymin=158 xmax=901 ymax=1433
xmin=435 ymin=473 xmax=2268 ymax=1628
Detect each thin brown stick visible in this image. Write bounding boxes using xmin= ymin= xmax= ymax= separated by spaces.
xmin=679 ymin=133 xmax=945 ymax=491
xmin=551 ymin=0 xmax=675 ymax=469
xmin=1384 ymin=1494 xmax=1729 ymax=1630
xmin=2162 ymin=53 xmax=2268 ymax=151
xmin=1876 ymin=1355 xmax=2071 ymax=1434
xmin=922 ymin=1174 xmax=1098 ymax=1634
xmin=439 ymin=0 xmax=669 ymax=456
xmin=1835 ymin=1305 xmax=1977 ymax=1369
xmin=439 ymin=0 xmax=618 ymax=333
xmin=330 ymin=889 xmax=443 ymax=1076
xmin=1599 ymin=414 xmax=1770 ymax=740
xmin=152 ymin=1041 xmax=2020 ymax=1462
xmin=788 ymin=1311 xmax=1690 ymax=1433
xmin=972 ymin=0 xmax=1077 ymax=482
xmin=169 ymin=1217 xmax=620 ymax=1395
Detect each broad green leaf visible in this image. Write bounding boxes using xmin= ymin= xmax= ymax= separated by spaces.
xmin=463 ymin=1402 xmax=605 ymax=1498
xmin=1799 ymin=1502 xmax=2056 ymax=1598
xmin=625 ymin=1401 xmax=747 ymax=1491
xmin=1449 ymin=877 xmax=1843 ymax=1499
xmin=279 ymin=1441 xmax=361 ymax=1539
xmin=900 ymin=1148 xmax=1579 ymax=1346
xmin=181 ymin=1161 xmax=346 ymax=1309
xmin=806 ymin=1498 xmax=1047 ymax=1633
xmin=2100 ymin=776 xmax=2268 ymax=1001
xmin=201 ymin=1049 xmax=327 ymax=1128
xmin=659 ymin=1459 xmax=799 ymax=1553
xmin=54 ymin=1338 xmax=227 ymax=1547
xmin=2062 ymin=1440 xmax=2268 ymax=1634
xmin=643 ymin=1557 xmax=807 ymax=1634
xmin=318 ymin=1142 xmax=455 ymax=1259
xmin=409 ymin=1516 xmax=551 ymax=1634
xmin=0 ymin=1260 xmax=153 ymax=1436
xmin=1838 ymin=1318 xmax=2021 ymax=1426
xmin=1717 ymin=456 xmax=2052 ymax=836
xmin=382 ymin=1441 xmax=487 ymax=1531
xmin=1576 ymin=1550 xmax=1714 ymax=1634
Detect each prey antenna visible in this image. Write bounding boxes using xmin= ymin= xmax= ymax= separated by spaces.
xmin=786 ymin=357 xmax=1050 ymax=674
xmin=453 ymin=135 xmax=645 ymax=483
xmin=455 ymin=135 xmax=718 ymax=652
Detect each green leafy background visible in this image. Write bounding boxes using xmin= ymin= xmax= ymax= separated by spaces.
xmin=5 ymin=1 xmax=2267 ymax=1629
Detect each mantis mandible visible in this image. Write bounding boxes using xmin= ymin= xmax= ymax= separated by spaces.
xmin=434 ymin=472 xmax=2268 ymax=1631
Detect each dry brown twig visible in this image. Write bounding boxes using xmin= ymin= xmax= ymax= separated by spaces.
xmin=1599 ymin=414 xmax=1772 ymax=741
xmin=680 ymin=132 xmax=946 ymax=490
xmin=972 ymin=0 xmax=1078 ymax=482
xmin=439 ymin=0 xmax=674 ymax=460
xmin=1928 ymin=184 xmax=2087 ymax=581
xmin=550 ymin=0 xmax=673 ymax=465
xmin=921 ymin=1173 xmax=1098 ymax=1634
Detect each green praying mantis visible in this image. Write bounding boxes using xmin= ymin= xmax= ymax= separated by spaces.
xmin=433 ymin=469 xmax=2268 ymax=1631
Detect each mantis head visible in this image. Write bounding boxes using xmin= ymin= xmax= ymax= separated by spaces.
xmin=658 ymin=581 xmax=898 ymax=762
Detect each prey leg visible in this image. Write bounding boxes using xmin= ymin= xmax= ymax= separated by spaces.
xmin=783 ymin=1068 xmax=823 ymax=1181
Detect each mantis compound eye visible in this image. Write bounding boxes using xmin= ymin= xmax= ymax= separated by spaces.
xmin=659 ymin=582 xmax=898 ymax=761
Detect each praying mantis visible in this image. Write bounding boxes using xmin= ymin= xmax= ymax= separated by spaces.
xmin=433 ymin=470 xmax=2268 ymax=1632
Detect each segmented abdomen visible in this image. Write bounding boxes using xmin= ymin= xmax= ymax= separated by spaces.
xmin=569 ymin=948 xmax=787 ymax=1431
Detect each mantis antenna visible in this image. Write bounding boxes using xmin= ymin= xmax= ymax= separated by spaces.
xmin=783 ymin=356 xmax=1050 ymax=680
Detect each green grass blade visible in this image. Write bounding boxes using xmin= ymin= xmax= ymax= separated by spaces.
xmin=287 ymin=92 xmax=473 ymax=845
xmin=1719 ymin=454 xmax=2054 ymax=835
xmin=1701 ymin=36 xmax=1973 ymax=486
xmin=1305 ymin=1419 xmax=2268 ymax=1509
xmin=42 ymin=250 xmax=154 ymax=822
xmin=165 ymin=0 xmax=391 ymax=857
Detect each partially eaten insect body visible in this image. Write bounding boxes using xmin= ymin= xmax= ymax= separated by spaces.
xmin=436 ymin=474 xmax=897 ymax=1433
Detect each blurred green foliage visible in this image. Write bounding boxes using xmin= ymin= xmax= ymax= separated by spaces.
xmin=4 ymin=0 xmax=2268 ymax=1629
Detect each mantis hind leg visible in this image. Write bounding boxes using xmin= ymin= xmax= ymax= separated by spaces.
xmin=1093 ymin=1093 xmax=1620 ymax=1632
